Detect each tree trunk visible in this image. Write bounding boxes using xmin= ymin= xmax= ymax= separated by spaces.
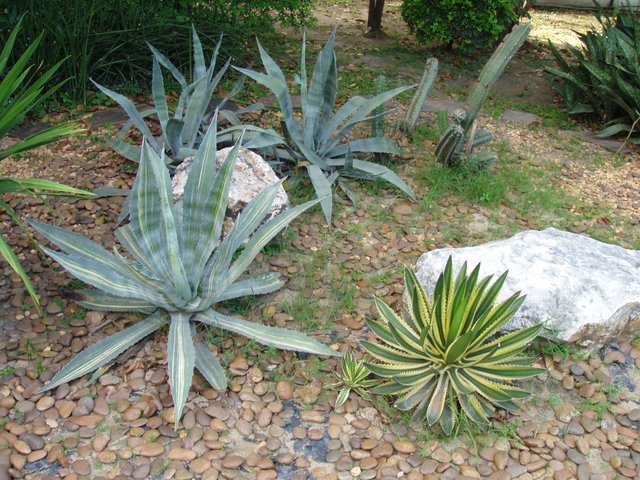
xmin=367 ymin=0 xmax=385 ymax=34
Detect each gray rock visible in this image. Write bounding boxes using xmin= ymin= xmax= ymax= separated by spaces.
xmin=172 ymin=147 xmax=289 ymax=229
xmin=414 ymin=228 xmax=640 ymax=345
xmin=499 ymin=109 xmax=540 ymax=126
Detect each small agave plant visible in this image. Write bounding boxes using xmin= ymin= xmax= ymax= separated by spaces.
xmin=363 ymin=258 xmax=544 ymax=434
xmin=30 ymin=120 xmax=337 ymax=424
xmin=328 ymin=351 xmax=378 ymax=408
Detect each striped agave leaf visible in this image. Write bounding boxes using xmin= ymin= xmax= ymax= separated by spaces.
xmin=235 ymin=29 xmax=415 ymax=225
xmin=30 ymin=120 xmax=335 ymax=427
xmin=363 ymin=258 xmax=544 ymax=435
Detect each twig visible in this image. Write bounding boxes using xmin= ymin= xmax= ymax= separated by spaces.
xmin=616 ymin=114 xmax=640 ymax=156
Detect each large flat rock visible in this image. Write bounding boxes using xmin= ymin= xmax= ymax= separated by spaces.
xmin=415 ymin=228 xmax=640 ymax=346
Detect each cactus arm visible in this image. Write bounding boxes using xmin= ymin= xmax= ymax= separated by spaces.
xmin=465 ymin=23 xmax=531 ymax=126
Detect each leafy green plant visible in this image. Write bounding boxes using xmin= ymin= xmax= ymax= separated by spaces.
xmin=96 ymin=27 xmax=278 ymax=167
xmin=401 ymin=0 xmax=526 ymax=53
xmin=546 ymin=4 xmax=640 ymax=141
xmin=236 ymin=29 xmax=416 ymax=225
xmin=436 ymin=23 xmax=530 ymax=170
xmin=0 ymin=15 xmax=90 ymax=310
xmin=363 ymin=258 xmax=543 ymax=434
xmin=328 ymin=351 xmax=378 ymax=408
xmin=30 ymin=119 xmax=336 ymax=425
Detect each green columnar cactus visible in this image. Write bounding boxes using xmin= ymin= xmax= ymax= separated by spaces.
xmin=436 ymin=23 xmax=531 ymax=169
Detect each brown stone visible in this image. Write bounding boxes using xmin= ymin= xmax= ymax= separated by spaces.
xmin=97 ymin=451 xmax=117 ymax=463
xmin=371 ymin=442 xmax=393 ymax=457
xmin=133 ymin=442 xmax=164 ymax=457
xmin=69 ymin=414 xmax=102 ymax=427
xmin=222 ymin=455 xmax=244 ymax=469
xmin=168 ymin=448 xmax=196 ymax=461
xmin=393 ymin=440 xmax=417 ymax=454
xmin=35 ymin=396 xmax=55 ymax=411
xmin=71 ymin=459 xmax=91 ymax=476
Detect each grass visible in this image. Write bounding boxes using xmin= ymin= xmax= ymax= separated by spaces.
xmin=580 ymin=399 xmax=612 ymax=420
xmin=601 ymin=384 xmax=622 ymax=403
xmin=547 ymin=393 xmax=563 ymax=408
xmin=0 ymin=367 xmax=15 ymax=376
xmin=96 ymin=420 xmax=109 ymax=433
xmin=540 ymin=340 xmax=571 ymax=362
xmin=489 ymin=418 xmax=523 ymax=445
xmin=282 ymin=295 xmax=321 ymax=332
xmin=413 ymin=138 xmax=602 ymax=238
xmin=218 ymin=296 xmax=259 ymax=317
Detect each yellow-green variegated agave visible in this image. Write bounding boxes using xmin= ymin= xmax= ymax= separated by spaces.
xmin=363 ymin=258 xmax=544 ymax=434
xmin=29 ymin=119 xmax=337 ymax=425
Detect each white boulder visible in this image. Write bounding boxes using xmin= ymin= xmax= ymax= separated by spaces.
xmin=414 ymin=228 xmax=640 ymax=346
xmin=172 ymin=147 xmax=289 ymax=227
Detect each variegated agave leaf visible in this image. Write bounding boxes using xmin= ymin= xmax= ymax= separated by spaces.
xmin=364 ymin=257 xmax=544 ymax=435
xmin=235 ymin=29 xmax=415 ymax=225
xmin=30 ymin=120 xmax=336 ymax=427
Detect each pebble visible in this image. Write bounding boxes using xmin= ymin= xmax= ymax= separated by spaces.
xmin=169 ymin=448 xmax=196 ymax=461
xmin=494 ymin=451 xmax=508 ymax=470
xmin=576 ymin=437 xmax=590 ymax=456
xmin=393 ymin=440 xmax=417 ymax=454
xmin=222 ymin=455 xmax=244 ymax=469
xmin=275 ymin=381 xmax=294 ymax=400
xmin=567 ymin=449 xmax=586 ymax=465
xmin=19 ymin=433 xmax=44 ymax=451
xmin=97 ymin=451 xmax=117 ymax=463
xmin=133 ymin=442 xmax=164 ymax=457
xmin=301 ymin=411 xmax=325 ymax=423
xmin=431 ymin=447 xmax=451 ymax=463
xmin=71 ymin=459 xmax=91 ymax=476
xmin=12 ymin=440 xmax=30 ymax=455
xmin=35 ymin=396 xmax=55 ymax=411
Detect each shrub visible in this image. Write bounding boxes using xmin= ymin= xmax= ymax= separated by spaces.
xmin=237 ymin=29 xmax=416 ymax=226
xmin=401 ymin=0 xmax=526 ymax=53
xmin=546 ymin=5 xmax=640 ymax=141
xmin=30 ymin=120 xmax=336 ymax=425
xmin=364 ymin=259 xmax=543 ymax=434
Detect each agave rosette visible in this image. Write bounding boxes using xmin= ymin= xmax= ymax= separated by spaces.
xmin=236 ymin=29 xmax=416 ymax=225
xmin=363 ymin=258 xmax=543 ymax=434
xmin=328 ymin=351 xmax=378 ymax=408
xmin=30 ymin=118 xmax=336 ymax=425
xmin=95 ymin=26 xmax=280 ymax=166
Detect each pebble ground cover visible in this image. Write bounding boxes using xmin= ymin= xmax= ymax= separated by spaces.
xmin=0 ymin=1 xmax=639 ymax=479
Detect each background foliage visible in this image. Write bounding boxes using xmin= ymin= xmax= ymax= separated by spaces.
xmin=401 ymin=0 xmax=526 ymax=53
xmin=0 ymin=0 xmax=315 ymax=102
xmin=546 ymin=5 xmax=640 ymax=141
